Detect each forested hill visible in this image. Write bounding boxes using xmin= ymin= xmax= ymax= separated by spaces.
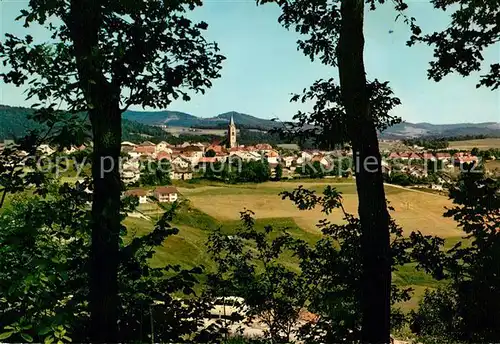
xmin=0 ymin=105 xmax=173 ymax=142
xmin=123 ymin=110 xmax=278 ymax=130
xmin=0 ymin=105 xmax=285 ymax=146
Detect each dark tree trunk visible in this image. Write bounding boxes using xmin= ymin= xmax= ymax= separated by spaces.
xmin=337 ymin=0 xmax=391 ymax=343
xmin=88 ymin=103 xmax=122 ymax=342
xmin=67 ymin=0 xmax=122 ymax=341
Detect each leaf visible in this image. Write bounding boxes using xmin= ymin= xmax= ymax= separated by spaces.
xmin=21 ymin=333 xmax=34 ymax=342
xmin=38 ymin=327 xmax=51 ymax=336
xmin=0 ymin=332 xmax=13 ymax=340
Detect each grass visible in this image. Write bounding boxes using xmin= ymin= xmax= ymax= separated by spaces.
xmin=485 ymin=159 xmax=500 ymax=174
xmin=123 ymin=181 xmax=468 ymax=312
xmin=180 ymin=181 xmax=462 ymax=238
xmin=448 ymin=138 xmax=500 ymax=150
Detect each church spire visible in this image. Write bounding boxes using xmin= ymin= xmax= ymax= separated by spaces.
xmin=227 ymin=114 xmax=237 ymax=148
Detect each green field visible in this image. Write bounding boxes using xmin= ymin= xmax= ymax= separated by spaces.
xmin=124 ymin=181 xmax=466 ymax=311
xmin=448 ymin=137 xmax=500 ymax=150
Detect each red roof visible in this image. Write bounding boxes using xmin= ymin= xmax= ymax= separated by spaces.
xmin=388 ymin=152 xmax=400 ymax=159
xmin=436 ymin=152 xmax=451 ymax=159
xmin=422 ymin=152 xmax=436 ymax=159
xmin=409 ymin=152 xmax=422 ymax=159
xmin=156 ymin=152 xmax=171 ymax=161
xmin=256 ymin=143 xmax=273 ymax=150
xmin=198 ymin=157 xmax=216 ymax=163
xmin=134 ymin=146 xmax=155 ymax=154
xmin=399 ymin=152 xmax=411 ymax=158
xmin=154 ymin=186 xmax=178 ymax=195
xmin=125 ymin=189 xmax=147 ymax=197
xmin=206 ymin=145 xmax=223 ymax=153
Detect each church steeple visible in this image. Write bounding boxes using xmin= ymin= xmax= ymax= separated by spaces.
xmin=227 ymin=114 xmax=237 ymax=148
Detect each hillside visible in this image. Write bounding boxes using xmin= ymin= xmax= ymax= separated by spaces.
xmin=382 ymin=121 xmax=500 ymax=138
xmin=124 ymin=110 xmax=278 ymax=130
xmin=2 ymin=104 xmax=499 ymax=140
xmin=0 ymin=105 xmax=173 ymax=142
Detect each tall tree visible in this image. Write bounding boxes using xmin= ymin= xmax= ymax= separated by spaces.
xmin=260 ymin=1 xmax=402 ymax=342
xmin=0 ymin=1 xmax=224 ymax=341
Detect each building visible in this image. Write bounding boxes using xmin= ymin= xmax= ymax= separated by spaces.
xmin=436 ymin=152 xmax=451 ymax=161
xmin=388 ymin=152 xmax=400 ymax=160
xmin=228 ymin=115 xmax=237 ymax=148
xmin=196 ymin=157 xmax=217 ymax=172
xmin=134 ymin=145 xmax=155 ymax=155
xmin=170 ymin=165 xmax=193 ymax=180
xmin=171 ymin=155 xmax=191 ymax=169
xmin=37 ymin=144 xmax=55 ymax=156
xmin=153 ymin=186 xmax=179 ymax=203
xmin=125 ymin=189 xmax=148 ymax=204
xmin=156 ymin=141 xmax=172 ymax=153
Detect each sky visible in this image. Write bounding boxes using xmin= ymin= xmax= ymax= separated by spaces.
xmin=0 ymin=0 xmax=498 ymax=124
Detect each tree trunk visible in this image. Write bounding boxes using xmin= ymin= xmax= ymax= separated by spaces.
xmin=337 ymin=0 xmax=391 ymax=343
xmin=88 ymin=103 xmax=122 ymax=342
xmin=67 ymin=0 xmax=122 ymax=341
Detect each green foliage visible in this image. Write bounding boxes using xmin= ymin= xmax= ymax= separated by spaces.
xmin=299 ymin=161 xmax=324 ymax=179
xmin=205 ymin=160 xmax=271 ymax=184
xmin=207 ymin=210 xmax=308 ymax=343
xmin=205 ymin=149 xmax=216 ymax=157
xmin=139 ymin=160 xmax=171 ymax=186
xmin=403 ymin=138 xmax=449 ymax=150
xmin=274 ymin=164 xmax=283 ymax=181
xmin=410 ymin=171 xmax=500 ymax=343
xmin=207 ymin=185 xmax=445 ymax=342
xmin=0 ymin=177 xmax=222 ymax=343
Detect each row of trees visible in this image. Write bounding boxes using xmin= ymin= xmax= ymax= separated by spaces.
xmin=204 ymin=160 xmax=271 ymax=183
xmin=403 ymin=138 xmax=450 ymax=150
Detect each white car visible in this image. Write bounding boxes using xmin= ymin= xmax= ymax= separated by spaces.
xmin=209 ymin=296 xmax=248 ymax=319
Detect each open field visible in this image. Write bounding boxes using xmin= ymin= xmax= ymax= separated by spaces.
xmin=448 ymin=138 xmax=500 ymax=150
xmin=124 ymin=181 xmax=468 ymax=311
xmin=486 ymin=159 xmax=500 ymax=173
xmin=179 ymin=182 xmax=463 ymax=238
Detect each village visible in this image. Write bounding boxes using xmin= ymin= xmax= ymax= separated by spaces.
xmin=1 ymin=115 xmax=493 ymax=206
xmin=113 ymin=117 xmax=493 ymax=202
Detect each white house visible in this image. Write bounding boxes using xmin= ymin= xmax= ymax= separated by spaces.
xmin=171 ymin=156 xmax=191 ymax=169
xmin=156 ymin=141 xmax=172 ymax=153
xmin=125 ymin=189 xmax=148 ymax=204
xmin=37 ymin=144 xmax=55 ymax=156
xmin=282 ymin=156 xmax=296 ymax=168
xmin=153 ymin=186 xmax=179 ymax=203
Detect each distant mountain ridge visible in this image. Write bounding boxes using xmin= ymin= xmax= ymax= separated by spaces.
xmin=123 ymin=110 xmax=278 ymax=130
xmin=124 ymin=109 xmax=500 ymax=138
xmin=382 ymin=121 xmax=500 ymax=138
xmin=1 ymin=104 xmax=499 ymax=139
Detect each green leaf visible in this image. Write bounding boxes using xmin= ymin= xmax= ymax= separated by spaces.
xmin=38 ymin=327 xmax=51 ymax=336
xmin=0 ymin=332 xmax=13 ymax=340
xmin=21 ymin=333 xmax=34 ymax=342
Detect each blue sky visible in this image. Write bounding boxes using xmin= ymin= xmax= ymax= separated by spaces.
xmin=1 ymin=0 xmax=498 ymax=124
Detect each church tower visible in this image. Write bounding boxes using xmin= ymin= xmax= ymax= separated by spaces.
xmin=228 ymin=114 xmax=237 ymax=148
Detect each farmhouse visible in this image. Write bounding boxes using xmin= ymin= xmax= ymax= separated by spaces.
xmin=171 ymin=156 xmax=191 ymax=169
xmin=170 ymin=165 xmax=193 ymax=180
xmin=388 ymin=152 xmax=400 ymax=160
xmin=125 ymin=189 xmax=148 ymax=204
xmin=156 ymin=141 xmax=172 ymax=153
xmin=134 ymin=145 xmax=155 ymax=155
xmin=153 ymin=186 xmax=179 ymax=203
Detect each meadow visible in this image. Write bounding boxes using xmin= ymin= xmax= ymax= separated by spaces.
xmin=448 ymin=137 xmax=500 ymax=150
xmin=124 ymin=181 xmax=466 ymax=311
